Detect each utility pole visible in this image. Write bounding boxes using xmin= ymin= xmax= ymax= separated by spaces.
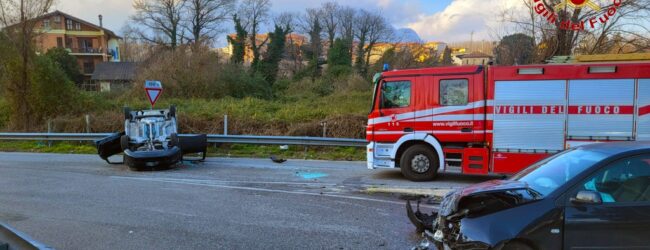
xmin=470 ymin=30 xmax=474 ymax=52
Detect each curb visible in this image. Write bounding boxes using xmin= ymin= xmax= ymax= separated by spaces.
xmin=362 ymin=187 xmax=453 ymax=200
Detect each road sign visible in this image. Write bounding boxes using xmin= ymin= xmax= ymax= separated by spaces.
xmin=144 ymin=80 xmax=163 ymax=108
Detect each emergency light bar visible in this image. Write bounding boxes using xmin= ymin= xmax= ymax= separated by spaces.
xmin=588 ymin=66 xmax=617 ymax=73
xmin=517 ymin=68 xmax=544 ymax=75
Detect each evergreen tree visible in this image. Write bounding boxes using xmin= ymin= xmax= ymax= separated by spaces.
xmin=327 ymin=38 xmax=351 ymax=66
xmin=228 ymin=14 xmax=247 ymax=64
xmin=326 ymin=38 xmax=352 ymax=76
xmin=308 ymin=18 xmax=322 ymax=80
xmin=45 ymin=47 xmax=84 ymax=84
xmin=441 ymin=47 xmax=453 ymax=66
xmin=260 ymin=24 xmax=290 ymax=84
xmin=495 ymin=33 xmax=535 ymax=66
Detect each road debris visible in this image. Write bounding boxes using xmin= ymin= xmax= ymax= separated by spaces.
xmin=270 ymin=155 xmax=287 ymax=163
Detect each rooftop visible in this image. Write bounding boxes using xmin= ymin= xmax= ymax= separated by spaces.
xmin=91 ymin=62 xmax=138 ymax=81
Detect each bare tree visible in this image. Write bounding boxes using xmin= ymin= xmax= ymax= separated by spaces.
xmin=0 ymin=0 xmax=53 ymax=130
xmin=131 ymin=0 xmax=186 ymax=49
xmin=119 ymin=24 xmax=156 ymax=62
xmin=336 ymin=6 xmax=356 ymax=41
xmin=354 ymin=9 xmax=392 ymax=74
xmin=184 ymin=0 xmax=236 ymax=48
xmin=320 ymin=2 xmax=339 ymax=48
xmin=505 ymin=0 xmax=650 ymax=60
xmin=274 ymin=11 xmax=297 ymax=31
xmin=239 ymin=0 xmax=271 ymax=69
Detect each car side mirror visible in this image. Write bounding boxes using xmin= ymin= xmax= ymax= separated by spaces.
xmin=570 ymin=190 xmax=603 ymax=205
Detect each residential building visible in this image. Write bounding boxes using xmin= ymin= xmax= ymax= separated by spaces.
xmin=457 ymin=52 xmax=493 ymax=65
xmin=32 ymin=11 xmax=122 ymax=79
xmin=221 ymin=33 xmax=308 ymax=65
xmin=90 ymin=62 xmax=138 ymax=92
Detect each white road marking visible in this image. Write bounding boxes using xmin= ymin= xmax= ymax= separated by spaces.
xmin=111 ymin=176 xmax=438 ymax=208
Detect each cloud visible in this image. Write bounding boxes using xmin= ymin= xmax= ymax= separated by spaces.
xmin=407 ymin=0 xmax=523 ymax=42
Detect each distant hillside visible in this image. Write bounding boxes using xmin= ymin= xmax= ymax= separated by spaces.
xmin=392 ymin=28 xmax=422 ymax=43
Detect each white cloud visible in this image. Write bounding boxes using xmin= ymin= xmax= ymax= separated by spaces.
xmin=407 ymin=0 xmax=523 ymax=42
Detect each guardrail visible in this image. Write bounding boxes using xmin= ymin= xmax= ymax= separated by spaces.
xmin=0 ymin=133 xmax=368 ymax=148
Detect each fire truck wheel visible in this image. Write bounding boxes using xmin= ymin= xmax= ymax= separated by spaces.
xmin=400 ymin=145 xmax=439 ymax=181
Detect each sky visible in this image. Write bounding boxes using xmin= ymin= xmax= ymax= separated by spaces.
xmin=52 ymin=0 xmax=522 ymax=45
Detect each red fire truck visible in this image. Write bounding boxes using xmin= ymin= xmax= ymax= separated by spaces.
xmin=366 ymin=63 xmax=650 ymax=181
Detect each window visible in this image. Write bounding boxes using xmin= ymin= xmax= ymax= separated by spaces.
xmin=54 ymin=16 xmax=61 ymax=23
xmin=513 ymin=148 xmax=607 ymax=196
xmin=440 ymin=79 xmax=469 ymax=106
xmin=66 ymin=19 xmax=72 ymax=30
xmin=43 ymin=19 xmax=50 ymax=29
xmin=83 ymin=59 xmax=95 ymax=74
xmin=56 ymin=37 xmax=63 ymax=48
xmin=576 ymin=154 xmax=650 ymax=203
xmin=65 ymin=38 xmax=72 ymax=48
xmin=381 ymin=81 xmax=411 ymax=109
xmin=75 ymin=22 xmax=81 ymax=30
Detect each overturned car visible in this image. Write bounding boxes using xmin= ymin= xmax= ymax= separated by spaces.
xmin=95 ymin=106 xmax=208 ymax=170
xmin=408 ymin=142 xmax=650 ymax=250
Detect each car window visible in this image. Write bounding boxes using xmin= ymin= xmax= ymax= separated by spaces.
xmin=381 ymin=81 xmax=411 ymax=109
xmin=511 ymin=148 xmax=607 ymax=196
xmin=440 ymin=79 xmax=468 ymax=106
xmin=576 ymin=154 xmax=650 ymax=203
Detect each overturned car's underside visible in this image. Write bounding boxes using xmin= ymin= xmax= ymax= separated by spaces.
xmin=95 ymin=106 xmax=208 ymax=170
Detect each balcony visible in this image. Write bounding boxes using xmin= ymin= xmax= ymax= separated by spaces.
xmin=66 ymin=47 xmax=104 ymax=55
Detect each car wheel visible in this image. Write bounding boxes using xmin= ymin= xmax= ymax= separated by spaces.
xmin=400 ymin=144 xmax=439 ymax=181
xmin=502 ymin=241 xmax=534 ymax=250
xmin=169 ymin=105 xmax=176 ymax=118
xmin=170 ymin=133 xmax=179 ymax=147
xmin=124 ymin=107 xmax=132 ymax=121
xmin=120 ymin=135 xmax=130 ymax=151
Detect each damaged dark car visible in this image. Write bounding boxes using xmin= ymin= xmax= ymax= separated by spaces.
xmin=408 ymin=142 xmax=650 ymax=250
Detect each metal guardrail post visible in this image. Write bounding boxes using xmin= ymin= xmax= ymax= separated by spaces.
xmin=223 ymin=115 xmax=228 ymax=135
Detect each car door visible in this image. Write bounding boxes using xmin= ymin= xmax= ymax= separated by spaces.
xmin=374 ymin=78 xmax=416 ymax=142
xmin=563 ymin=153 xmax=650 ymax=249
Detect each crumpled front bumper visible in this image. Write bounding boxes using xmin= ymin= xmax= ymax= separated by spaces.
xmin=124 ymin=146 xmax=182 ymax=169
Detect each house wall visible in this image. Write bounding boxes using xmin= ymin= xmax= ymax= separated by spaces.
xmin=31 ymin=12 xmax=121 ymax=80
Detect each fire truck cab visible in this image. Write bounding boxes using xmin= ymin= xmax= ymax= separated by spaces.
xmin=367 ymin=63 xmax=650 ymax=181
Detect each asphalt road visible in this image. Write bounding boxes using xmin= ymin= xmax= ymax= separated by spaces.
xmin=0 ymin=152 xmax=492 ymax=249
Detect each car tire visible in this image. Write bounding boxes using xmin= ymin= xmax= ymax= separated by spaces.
xmin=170 ymin=133 xmax=179 ymax=147
xmin=502 ymin=241 xmax=534 ymax=250
xmin=120 ymin=135 xmax=130 ymax=151
xmin=400 ymin=144 xmax=439 ymax=181
xmin=169 ymin=105 xmax=176 ymax=118
xmin=124 ymin=107 xmax=132 ymax=121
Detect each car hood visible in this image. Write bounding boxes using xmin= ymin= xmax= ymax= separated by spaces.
xmin=458 ymin=179 xmax=529 ymax=196
xmin=438 ymin=179 xmax=539 ymax=217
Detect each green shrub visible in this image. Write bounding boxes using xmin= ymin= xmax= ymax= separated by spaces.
xmin=30 ymin=55 xmax=81 ymax=120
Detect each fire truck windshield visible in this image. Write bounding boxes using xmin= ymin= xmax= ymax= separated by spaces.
xmin=380 ymin=81 xmax=411 ymax=109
